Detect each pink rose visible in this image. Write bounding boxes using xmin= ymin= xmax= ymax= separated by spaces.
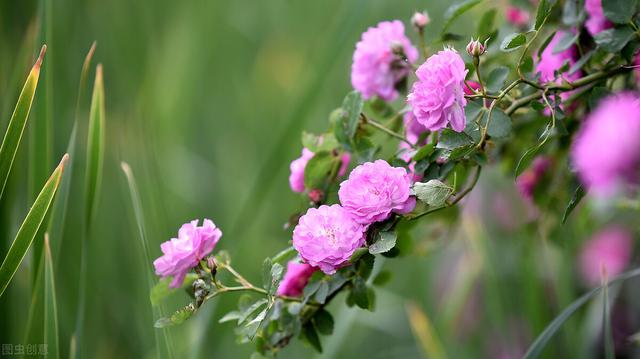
xmin=351 ymin=20 xmax=419 ymax=101
xmin=277 ymin=261 xmax=318 ymax=297
xmin=339 ymin=160 xmax=416 ymax=224
xmin=293 ymin=204 xmax=366 ymax=274
xmin=154 ymin=219 xmax=222 ymax=288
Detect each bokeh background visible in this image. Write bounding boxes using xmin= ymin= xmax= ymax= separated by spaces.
xmin=1 ymin=0 xmax=639 ymax=358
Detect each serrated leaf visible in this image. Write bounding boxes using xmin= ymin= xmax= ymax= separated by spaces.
xmin=303 ymin=151 xmax=337 ymax=189
xmin=0 ymin=154 xmax=67 ymax=296
xmin=269 ymin=262 xmax=284 ymax=295
xmin=413 ymin=180 xmax=454 ymax=207
xmin=219 ymin=310 xmax=242 ymax=323
xmin=562 ymin=185 xmax=586 ymax=224
xmin=594 ymin=27 xmax=635 ymax=53
xmin=486 ymin=66 xmax=510 ymax=93
xmin=442 ymin=0 xmax=484 ymax=33
xmin=535 ymin=0 xmax=551 ymax=30
xmin=313 ymin=309 xmax=334 ymax=335
xmin=501 ymin=33 xmax=527 ymax=52
xmin=262 ymin=257 xmax=273 ymax=291
xmin=437 ymin=130 xmax=474 ymax=150
xmin=602 ymin=0 xmax=638 ymax=24
xmin=480 ymin=108 xmax=512 ymax=138
xmin=368 ymin=231 xmax=398 ymax=254
xmin=238 ymin=299 xmax=268 ymax=324
xmin=476 ymin=8 xmax=497 ymax=41
xmin=0 ymin=45 xmax=45 ymax=201
xmin=154 ymin=303 xmax=196 ymax=328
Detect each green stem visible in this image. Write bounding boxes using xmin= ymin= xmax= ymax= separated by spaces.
xmin=364 ymin=115 xmax=415 ymax=147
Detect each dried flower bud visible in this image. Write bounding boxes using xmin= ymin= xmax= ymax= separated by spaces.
xmin=206 ymin=256 xmax=217 ymax=275
xmin=411 ymin=11 xmax=430 ymax=31
xmin=466 ymin=38 xmax=486 ymax=57
xmin=192 ymin=279 xmax=210 ymax=308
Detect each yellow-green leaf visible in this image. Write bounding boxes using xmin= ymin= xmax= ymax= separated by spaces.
xmin=44 ymin=234 xmax=59 ymax=359
xmin=85 ymin=63 xmax=105 ymax=226
xmin=0 ymin=45 xmax=46 ymax=201
xmin=0 ymin=153 xmax=67 ymax=297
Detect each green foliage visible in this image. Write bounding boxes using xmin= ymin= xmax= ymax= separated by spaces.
xmin=501 ymin=33 xmax=527 ymax=52
xmin=0 ymin=46 xmax=45 ymax=200
xmin=442 ymin=0 xmax=484 ymax=33
xmin=602 ymin=0 xmax=638 ymax=24
xmin=44 ymin=236 xmax=59 ymax=359
xmin=0 ymin=154 xmax=66 ymax=296
xmin=594 ymin=27 xmax=635 ymax=52
xmin=413 ymin=180 xmax=453 ymax=207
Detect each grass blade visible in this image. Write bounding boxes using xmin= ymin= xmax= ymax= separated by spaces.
xmin=0 ymin=153 xmax=67 ymax=297
xmin=44 ymin=233 xmax=59 ymax=359
xmin=121 ymin=162 xmax=175 ymax=359
xmin=405 ymin=301 xmax=447 ymax=359
xmin=47 ymin=41 xmax=96 ymax=262
xmin=84 ymin=63 xmax=105 ymax=226
xmin=0 ymin=45 xmax=46 ymax=201
xmin=602 ymin=269 xmax=614 ymax=359
xmin=523 ymin=267 xmax=640 ymax=359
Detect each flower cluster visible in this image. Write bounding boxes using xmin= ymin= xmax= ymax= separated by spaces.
xmin=571 ymin=92 xmax=640 ymax=195
xmin=351 ymin=20 xmax=418 ymax=101
xmin=407 ymin=49 xmax=468 ymax=132
xmin=153 ymin=219 xmax=222 ymax=288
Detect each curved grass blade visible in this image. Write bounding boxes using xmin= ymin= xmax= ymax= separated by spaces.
xmin=48 ymin=41 xmax=96 ymax=262
xmin=523 ymin=267 xmax=640 ymax=359
xmin=84 ymin=63 xmax=105 ymax=226
xmin=0 ymin=153 xmax=67 ymax=297
xmin=0 ymin=45 xmax=46 ymax=201
xmin=44 ymin=234 xmax=59 ymax=359
xmin=602 ymin=271 xmax=614 ymax=359
xmin=121 ymin=162 xmax=175 ymax=359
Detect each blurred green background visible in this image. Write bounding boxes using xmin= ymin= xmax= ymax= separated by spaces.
xmin=0 ymin=0 xmax=638 ymax=358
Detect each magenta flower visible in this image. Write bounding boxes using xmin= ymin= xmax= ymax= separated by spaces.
xmin=408 ymin=48 xmax=468 ymax=132
xmin=535 ymin=31 xmax=581 ymax=84
xmin=571 ymin=92 xmax=640 ymax=195
xmin=289 ymin=148 xmax=351 ymax=193
xmin=293 ymin=204 xmax=366 ymax=274
xmin=585 ymin=0 xmax=612 ymax=36
xmin=506 ymin=6 xmax=531 ymax=27
xmin=403 ymin=111 xmax=429 ymax=143
xmin=277 ymin=261 xmax=318 ymax=297
xmin=351 ymin=20 xmax=419 ymax=101
xmin=154 ymin=219 xmax=222 ymax=288
xmin=579 ymin=227 xmax=633 ymax=285
xmin=339 ymin=160 xmax=415 ymax=224
xmin=516 ymin=156 xmax=551 ymax=201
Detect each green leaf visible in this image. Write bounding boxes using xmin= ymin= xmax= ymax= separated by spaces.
xmin=336 ymin=91 xmax=363 ymax=143
xmin=302 ymin=322 xmax=323 ymax=353
xmin=562 ymin=185 xmax=586 ymax=224
xmin=262 ymin=257 xmax=273 ymax=291
xmin=269 ymin=263 xmax=284 ymax=295
xmin=368 ymin=231 xmax=398 ymax=254
xmin=476 ymin=8 xmax=497 ymax=41
xmin=44 ymin=235 xmax=59 ymax=359
xmin=357 ymin=253 xmax=375 ymax=280
xmin=437 ymin=130 xmax=474 ymax=150
xmin=301 ymin=131 xmax=339 ymax=153
xmin=537 ymin=31 xmax=557 ymax=60
xmin=569 ymin=50 xmax=595 ymax=75
xmin=413 ymin=180 xmax=454 ymax=207
xmin=373 ymin=270 xmax=392 ymax=286
xmin=304 ymin=151 xmax=337 ymax=189
xmin=535 ymin=0 xmax=551 ymax=30
xmin=238 ymin=299 xmax=268 ymax=324
xmin=552 ymin=31 xmax=579 ymax=54
xmin=0 ymin=45 xmax=45 ymax=201
xmin=442 ymin=0 xmax=484 ymax=33
xmin=602 ymin=0 xmax=638 ymax=24
xmin=501 ymin=33 xmax=527 ymax=52
xmin=523 ymin=267 xmax=640 ymax=359
xmin=150 ymin=274 xmax=198 ymax=306
xmin=85 ymin=64 xmax=106 ymax=226
xmin=594 ymin=27 xmax=635 ymax=53
xmin=0 ymin=154 xmax=67 ymax=297
xmin=314 ymin=281 xmax=329 ymax=304
xmin=349 ymin=247 xmax=369 ymax=263
xmin=486 ymin=66 xmax=510 ymax=93
xmin=480 ymin=108 xmax=512 ymax=138
xmin=313 ymin=309 xmax=334 ymax=335
xmin=154 ymin=303 xmax=197 ymax=328
xmin=219 ymin=311 xmax=242 ymax=323
xmin=349 ymin=277 xmax=370 ymax=310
